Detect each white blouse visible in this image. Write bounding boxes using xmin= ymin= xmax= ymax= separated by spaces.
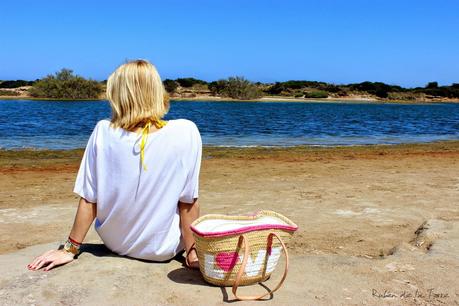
xmin=73 ymin=119 xmax=202 ymax=261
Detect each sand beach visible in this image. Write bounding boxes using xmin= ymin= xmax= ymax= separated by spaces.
xmin=0 ymin=142 xmax=458 ymax=305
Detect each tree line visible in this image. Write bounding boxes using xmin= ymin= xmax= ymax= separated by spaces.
xmin=1 ymin=69 xmax=458 ymax=100
xmin=163 ymin=78 xmax=459 ymax=100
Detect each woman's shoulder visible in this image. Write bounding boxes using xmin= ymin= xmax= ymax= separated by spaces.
xmin=168 ymin=119 xmax=201 ymax=147
xmin=96 ymin=119 xmax=112 ymax=128
xmin=170 ymin=119 xmax=198 ymax=128
xmin=90 ymin=119 xmax=111 ymax=133
xmin=168 ymin=119 xmax=200 ymax=135
xmin=88 ymin=119 xmax=111 ymax=138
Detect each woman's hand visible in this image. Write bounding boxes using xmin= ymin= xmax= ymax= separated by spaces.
xmin=27 ymin=249 xmax=75 ymax=271
xmin=26 ymin=197 xmax=96 ymax=272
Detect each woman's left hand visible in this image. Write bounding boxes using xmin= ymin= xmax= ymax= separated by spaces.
xmin=27 ymin=249 xmax=75 ymax=271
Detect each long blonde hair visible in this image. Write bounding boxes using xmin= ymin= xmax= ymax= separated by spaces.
xmin=106 ymin=59 xmax=169 ymax=130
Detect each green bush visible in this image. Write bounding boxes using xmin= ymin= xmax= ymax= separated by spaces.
xmin=210 ymin=77 xmax=263 ymax=100
xmin=208 ymin=80 xmax=228 ymax=95
xmin=175 ymin=77 xmax=207 ymax=87
xmin=413 ymin=84 xmax=459 ymax=98
xmin=29 ymin=69 xmax=103 ymax=99
xmin=163 ymin=79 xmax=179 ymax=93
xmin=304 ymin=90 xmax=328 ymax=98
xmin=266 ymin=80 xmax=332 ymax=95
xmin=0 ymin=80 xmax=35 ymax=88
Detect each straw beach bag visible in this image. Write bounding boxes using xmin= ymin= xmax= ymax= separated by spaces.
xmin=190 ymin=210 xmax=298 ymax=301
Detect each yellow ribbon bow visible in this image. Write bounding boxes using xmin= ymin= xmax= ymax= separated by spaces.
xmin=140 ymin=119 xmax=167 ymax=171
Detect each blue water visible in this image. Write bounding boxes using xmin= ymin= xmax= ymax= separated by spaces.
xmin=1 ymin=99 xmax=459 ymax=149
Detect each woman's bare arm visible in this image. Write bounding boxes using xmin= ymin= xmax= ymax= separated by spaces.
xmin=179 ymin=199 xmax=200 ymax=268
xmin=27 ymin=197 xmax=97 ymax=271
xmin=68 ymin=197 xmax=97 ymax=243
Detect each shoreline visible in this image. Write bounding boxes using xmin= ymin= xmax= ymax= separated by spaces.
xmin=2 ymin=140 xmax=459 ymax=153
xmin=2 ymin=141 xmax=459 ymax=170
xmin=1 ymin=140 xmax=459 ymax=153
xmin=1 ymin=96 xmax=459 ymax=104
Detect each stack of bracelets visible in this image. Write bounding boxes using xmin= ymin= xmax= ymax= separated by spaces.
xmin=63 ymin=237 xmax=81 ymax=256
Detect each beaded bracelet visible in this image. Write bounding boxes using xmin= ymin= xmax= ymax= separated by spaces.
xmin=63 ymin=237 xmax=81 ymax=256
xmin=68 ymin=236 xmax=82 ymax=247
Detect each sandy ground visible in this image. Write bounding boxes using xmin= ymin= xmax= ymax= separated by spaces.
xmin=0 ymin=143 xmax=458 ymax=305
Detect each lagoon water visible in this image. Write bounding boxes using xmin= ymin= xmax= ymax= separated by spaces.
xmin=1 ymin=100 xmax=459 ymax=149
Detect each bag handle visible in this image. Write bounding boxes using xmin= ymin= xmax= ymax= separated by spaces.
xmin=231 ymin=233 xmax=289 ymax=301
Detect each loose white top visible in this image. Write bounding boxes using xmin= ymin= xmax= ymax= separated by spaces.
xmin=73 ymin=119 xmax=202 ymax=261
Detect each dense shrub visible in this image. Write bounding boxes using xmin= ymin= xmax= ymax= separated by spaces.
xmin=29 ymin=69 xmax=103 ymax=99
xmin=0 ymin=80 xmax=35 ymax=88
xmin=175 ymin=77 xmax=207 ymax=87
xmin=208 ymin=80 xmax=228 ymax=95
xmin=209 ymin=77 xmax=263 ymax=100
xmin=418 ymin=86 xmax=459 ymax=98
xmin=265 ymin=82 xmax=284 ymax=95
xmin=323 ymin=84 xmax=342 ymax=93
xmin=266 ymin=80 xmax=331 ymax=95
xmin=304 ymin=90 xmax=328 ymax=98
xmin=163 ymin=79 xmax=179 ymax=93
xmin=346 ymin=81 xmax=404 ymax=98
xmin=426 ymin=81 xmax=438 ymax=89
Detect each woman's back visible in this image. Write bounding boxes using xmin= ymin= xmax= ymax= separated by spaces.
xmin=74 ymin=118 xmax=202 ymax=261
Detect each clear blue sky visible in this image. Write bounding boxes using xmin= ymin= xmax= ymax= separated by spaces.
xmin=1 ymin=0 xmax=458 ymax=87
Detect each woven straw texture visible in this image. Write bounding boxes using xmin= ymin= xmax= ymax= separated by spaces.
xmin=191 ymin=210 xmax=296 ymax=287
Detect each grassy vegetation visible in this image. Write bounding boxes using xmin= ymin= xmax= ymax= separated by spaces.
xmin=0 ymin=90 xmax=20 ymax=96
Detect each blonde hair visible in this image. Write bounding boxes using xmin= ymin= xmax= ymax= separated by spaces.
xmin=106 ymin=59 xmax=169 ymax=130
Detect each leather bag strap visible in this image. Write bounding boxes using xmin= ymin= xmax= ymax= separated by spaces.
xmin=231 ymin=233 xmax=289 ymax=301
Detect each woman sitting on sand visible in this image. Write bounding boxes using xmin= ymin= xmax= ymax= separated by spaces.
xmin=28 ymin=60 xmax=201 ymax=271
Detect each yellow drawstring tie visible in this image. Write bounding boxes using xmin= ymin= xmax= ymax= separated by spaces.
xmin=140 ymin=119 xmax=167 ymax=171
